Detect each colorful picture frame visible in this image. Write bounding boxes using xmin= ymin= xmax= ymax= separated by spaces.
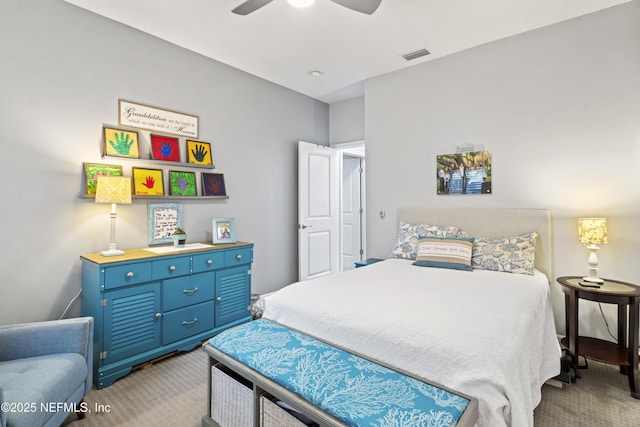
xmin=103 ymin=126 xmax=140 ymax=159
xmin=150 ymin=134 xmax=180 ymax=162
xmin=169 ymin=170 xmax=197 ymax=196
xmin=83 ymin=163 xmax=123 ymax=195
xmin=148 ymin=203 xmax=183 ymax=245
xmin=212 ymin=217 xmax=236 ymax=244
xmin=201 ymin=173 xmax=227 ymax=197
xmin=436 ymin=150 xmax=492 ymax=195
xmin=186 ymin=140 xmax=213 ymax=166
xmin=132 ymin=167 xmax=165 ymax=196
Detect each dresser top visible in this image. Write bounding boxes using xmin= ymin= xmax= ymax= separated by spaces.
xmin=80 ymin=241 xmax=253 ymax=265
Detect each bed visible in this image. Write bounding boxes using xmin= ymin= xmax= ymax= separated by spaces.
xmin=262 ymin=208 xmax=561 ymax=427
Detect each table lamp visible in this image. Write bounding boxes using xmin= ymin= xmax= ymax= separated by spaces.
xmin=95 ymin=176 xmax=132 ymax=256
xmin=578 ymin=217 xmax=607 ymax=284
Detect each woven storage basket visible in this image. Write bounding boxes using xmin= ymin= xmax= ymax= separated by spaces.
xmin=260 ymin=395 xmax=308 ymax=427
xmin=211 ymin=364 xmax=253 ymax=427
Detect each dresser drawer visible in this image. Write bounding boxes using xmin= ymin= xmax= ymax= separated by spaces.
xmin=104 ymin=262 xmax=152 ymax=289
xmin=224 ymin=247 xmax=252 ymax=266
xmin=162 ymin=301 xmax=215 ymax=345
xmin=152 ymin=256 xmax=190 ymax=280
xmin=163 ymin=272 xmax=215 ymax=312
xmin=192 ymin=251 xmax=225 ymax=273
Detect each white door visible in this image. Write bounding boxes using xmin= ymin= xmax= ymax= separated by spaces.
xmin=298 ymin=141 xmax=339 ymax=281
xmin=342 ymin=156 xmax=362 ymax=270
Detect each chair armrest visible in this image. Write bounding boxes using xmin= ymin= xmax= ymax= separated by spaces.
xmin=0 ymin=317 xmax=93 ymax=362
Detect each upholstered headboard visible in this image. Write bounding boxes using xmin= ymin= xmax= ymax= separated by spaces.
xmin=398 ymin=207 xmax=552 ymax=280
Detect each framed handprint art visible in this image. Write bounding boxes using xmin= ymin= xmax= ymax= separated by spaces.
xmin=186 ymin=140 xmax=213 ymax=166
xmin=132 ymin=167 xmax=165 ymax=196
xmin=169 ymin=170 xmax=197 ymax=196
xmin=83 ymin=163 xmax=123 ymax=195
xmin=150 ymin=134 xmax=180 ymax=162
xmin=201 ymin=172 xmax=227 ymax=197
xmin=103 ymin=126 xmax=140 ymax=158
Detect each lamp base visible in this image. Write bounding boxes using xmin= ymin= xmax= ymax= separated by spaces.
xmin=101 ymin=248 xmax=125 ymax=257
xmin=582 ymin=275 xmax=604 ymax=284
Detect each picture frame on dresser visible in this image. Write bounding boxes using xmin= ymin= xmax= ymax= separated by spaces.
xmin=148 ymin=202 xmax=183 ymax=245
xmin=212 ymin=217 xmax=236 ymax=244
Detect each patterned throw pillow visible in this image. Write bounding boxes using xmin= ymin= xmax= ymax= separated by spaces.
xmin=412 ymin=236 xmax=475 ymax=271
xmin=471 ymin=232 xmax=538 ymax=275
xmin=391 ymin=221 xmax=461 ymax=260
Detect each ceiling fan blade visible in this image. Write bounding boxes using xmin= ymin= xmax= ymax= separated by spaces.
xmin=329 ymin=0 xmax=382 ymax=15
xmin=232 ymin=0 xmax=274 ymax=15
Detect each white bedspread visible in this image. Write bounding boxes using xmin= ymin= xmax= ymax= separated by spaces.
xmin=262 ymin=259 xmax=560 ymax=427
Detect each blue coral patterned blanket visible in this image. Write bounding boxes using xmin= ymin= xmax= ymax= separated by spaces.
xmin=207 ymin=319 xmax=474 ymax=427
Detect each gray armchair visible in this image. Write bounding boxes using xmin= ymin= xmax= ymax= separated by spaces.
xmin=0 ymin=317 xmax=93 ymax=427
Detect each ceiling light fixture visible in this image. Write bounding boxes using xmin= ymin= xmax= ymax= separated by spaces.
xmin=288 ymin=0 xmax=315 ymax=8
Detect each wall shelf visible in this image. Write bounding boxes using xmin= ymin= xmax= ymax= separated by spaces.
xmin=101 ymin=156 xmax=215 ymax=170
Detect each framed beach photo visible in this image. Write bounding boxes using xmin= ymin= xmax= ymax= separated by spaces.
xmin=83 ymin=163 xmax=123 ymax=195
xmin=103 ymin=126 xmax=140 ymax=159
xmin=201 ymin=172 xmax=227 ymax=197
xmin=168 ymin=170 xmax=197 ymax=196
xmin=186 ymin=140 xmax=213 ymax=166
xmin=147 ymin=203 xmax=183 ymax=245
xmin=132 ymin=167 xmax=165 ymax=196
xmin=212 ymin=217 xmax=236 ymax=244
xmin=150 ymin=134 xmax=180 ymax=162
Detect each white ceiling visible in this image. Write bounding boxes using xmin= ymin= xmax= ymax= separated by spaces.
xmin=64 ymin=0 xmax=629 ymax=104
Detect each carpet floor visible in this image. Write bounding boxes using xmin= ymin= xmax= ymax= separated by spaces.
xmin=65 ymin=347 xmax=639 ymax=426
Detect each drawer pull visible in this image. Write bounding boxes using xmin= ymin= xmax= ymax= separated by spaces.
xmin=236 ymin=254 xmax=242 ymax=260
xmin=182 ymin=318 xmax=199 ymax=326
xmin=206 ymin=259 xmax=213 ymax=265
xmin=126 ymin=272 xmax=134 ymax=278
xmin=182 ymin=287 xmax=199 ymax=295
xmin=155 ymin=313 xmax=162 ymax=319
xmin=169 ymin=265 xmax=176 ymax=272
xmin=216 ymin=297 xmax=222 ymax=302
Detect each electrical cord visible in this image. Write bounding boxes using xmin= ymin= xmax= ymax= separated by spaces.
xmin=598 ymin=302 xmax=618 ymax=342
xmin=58 ymin=289 xmax=82 ymax=320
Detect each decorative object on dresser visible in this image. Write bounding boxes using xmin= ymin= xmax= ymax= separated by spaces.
xmin=556 ymin=276 xmax=639 ymax=399
xmin=577 ymin=217 xmax=607 ymax=284
xmin=171 ymin=228 xmax=187 ymax=247
xmin=212 ymin=217 xmax=236 ymax=244
xmin=95 ymin=176 xmax=132 ymax=257
xmin=80 ymin=242 xmax=254 ymax=389
xmin=147 ymin=203 xmax=183 ymax=245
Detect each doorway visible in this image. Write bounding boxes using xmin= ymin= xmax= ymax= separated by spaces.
xmin=336 ymin=142 xmax=365 ymax=271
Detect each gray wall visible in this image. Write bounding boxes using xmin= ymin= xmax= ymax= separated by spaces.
xmin=364 ymin=2 xmax=640 ymax=337
xmin=329 ymin=96 xmax=364 ymax=144
xmin=0 ymin=0 xmax=328 ymax=324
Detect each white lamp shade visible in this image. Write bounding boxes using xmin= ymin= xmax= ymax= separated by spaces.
xmin=578 ymin=218 xmax=607 ymax=245
xmin=95 ymin=176 xmax=132 ymax=204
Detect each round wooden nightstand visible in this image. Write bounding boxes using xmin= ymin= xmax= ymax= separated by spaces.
xmin=556 ymin=276 xmax=640 ymax=398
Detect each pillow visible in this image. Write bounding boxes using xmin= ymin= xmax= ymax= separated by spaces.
xmin=391 ymin=221 xmax=461 ymax=260
xmin=471 ymin=232 xmax=538 ymax=275
xmin=412 ymin=236 xmax=475 ymax=271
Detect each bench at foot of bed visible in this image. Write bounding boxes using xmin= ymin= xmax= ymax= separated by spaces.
xmin=202 ymin=319 xmax=478 ymax=427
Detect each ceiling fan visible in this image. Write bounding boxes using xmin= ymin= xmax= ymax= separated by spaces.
xmin=232 ymin=0 xmax=382 ymax=16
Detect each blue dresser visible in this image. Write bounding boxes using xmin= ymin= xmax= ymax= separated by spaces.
xmin=81 ymin=242 xmax=253 ymax=389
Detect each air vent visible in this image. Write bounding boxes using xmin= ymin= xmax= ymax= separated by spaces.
xmin=403 ymin=48 xmax=430 ymax=61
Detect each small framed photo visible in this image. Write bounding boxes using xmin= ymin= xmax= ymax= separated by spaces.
xmin=201 ymin=172 xmax=227 ymax=196
xmin=169 ymin=170 xmax=197 ymax=196
xmin=132 ymin=167 xmax=165 ymax=196
xmin=148 ymin=203 xmax=183 ymax=245
xmin=212 ymin=217 xmax=236 ymax=244
xmin=83 ymin=163 xmax=123 ymax=195
xmin=150 ymin=134 xmax=180 ymax=162
xmin=186 ymin=140 xmax=213 ymax=166
xmin=104 ymin=126 xmax=140 ymax=158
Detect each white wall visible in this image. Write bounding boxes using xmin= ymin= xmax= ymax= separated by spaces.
xmin=365 ymin=2 xmax=640 ymax=338
xmin=0 ymin=0 xmax=328 ymax=325
xmin=330 ymin=97 xmax=365 ymax=145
